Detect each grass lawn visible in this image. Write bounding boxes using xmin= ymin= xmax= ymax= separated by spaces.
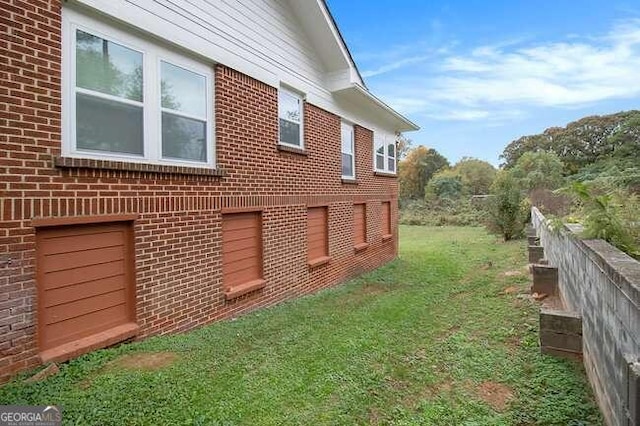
xmin=0 ymin=226 xmax=602 ymax=425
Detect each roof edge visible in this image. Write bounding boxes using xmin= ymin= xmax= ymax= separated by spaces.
xmin=318 ymin=0 xmax=366 ymax=88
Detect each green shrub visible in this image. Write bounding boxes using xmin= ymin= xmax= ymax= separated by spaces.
xmin=485 ymin=171 xmax=529 ymax=241
xmin=562 ymin=182 xmax=639 ymax=258
xmin=399 ymin=198 xmax=487 ymax=227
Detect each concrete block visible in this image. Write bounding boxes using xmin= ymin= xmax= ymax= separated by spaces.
xmin=541 ymin=345 xmax=582 ymax=361
xmin=528 ymin=245 xmax=545 ymax=264
xmin=532 ymin=264 xmax=559 ymax=296
xmin=526 ymin=225 xmax=536 ymax=237
xmin=540 ymin=307 xmax=582 ymax=335
xmin=540 ymin=329 xmax=583 ymax=353
xmin=627 ymin=361 xmax=640 ymax=426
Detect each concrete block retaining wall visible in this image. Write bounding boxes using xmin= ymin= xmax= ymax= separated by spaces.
xmin=531 ymin=207 xmax=640 ymax=426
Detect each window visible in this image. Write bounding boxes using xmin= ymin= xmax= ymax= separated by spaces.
xmin=307 ymin=206 xmax=329 ymax=266
xmin=374 ymin=134 xmax=396 ymax=174
xmin=222 ymin=211 xmax=265 ymax=299
xmin=353 ymin=203 xmax=368 ymax=250
xmin=278 ymin=88 xmax=304 ymax=148
xmin=63 ymin=10 xmax=214 ymax=167
xmin=381 ymin=201 xmax=392 ymax=238
xmin=341 ymin=121 xmax=355 ymax=179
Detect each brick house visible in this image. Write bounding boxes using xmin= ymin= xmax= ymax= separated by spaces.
xmin=0 ymin=0 xmax=418 ymax=382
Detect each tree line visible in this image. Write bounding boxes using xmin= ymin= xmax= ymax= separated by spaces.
xmin=398 ymin=110 xmax=639 ymax=256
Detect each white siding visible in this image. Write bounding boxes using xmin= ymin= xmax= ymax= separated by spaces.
xmin=68 ymin=0 xmax=398 ymax=138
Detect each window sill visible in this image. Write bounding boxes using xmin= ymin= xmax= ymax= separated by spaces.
xmin=354 ymin=242 xmax=369 ymax=252
xmin=308 ymin=256 xmax=330 ymax=269
xmin=341 ymin=177 xmax=358 ymax=185
xmin=382 ymin=234 xmax=393 ymax=241
xmin=224 ymin=279 xmax=266 ymax=300
xmin=374 ymin=171 xmax=397 ymax=178
xmin=54 ymin=156 xmax=226 ymax=177
xmin=277 ymin=144 xmax=308 ymax=156
xmin=40 ymin=322 xmax=139 ymax=364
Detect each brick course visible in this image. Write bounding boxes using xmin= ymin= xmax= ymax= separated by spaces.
xmin=0 ymin=0 xmax=399 ymax=382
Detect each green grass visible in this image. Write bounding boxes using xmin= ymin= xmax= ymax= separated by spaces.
xmin=0 ymin=226 xmax=602 ymax=425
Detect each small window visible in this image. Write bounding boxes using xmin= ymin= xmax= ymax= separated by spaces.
xmin=63 ymin=10 xmax=214 ymax=167
xmin=353 ymin=203 xmax=367 ymax=249
xmin=382 ymin=201 xmax=392 ymax=238
xmin=374 ymin=133 xmax=397 ymax=174
xmin=279 ymin=88 xmax=303 ymax=148
xmin=307 ymin=206 xmax=329 ymax=266
xmin=341 ymin=121 xmax=355 ymax=179
xmin=387 ymin=142 xmax=396 ymax=173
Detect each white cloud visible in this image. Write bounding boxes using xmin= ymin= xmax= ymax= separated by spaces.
xmin=368 ymin=19 xmax=640 ymax=121
xmin=362 ymin=55 xmax=431 ymax=77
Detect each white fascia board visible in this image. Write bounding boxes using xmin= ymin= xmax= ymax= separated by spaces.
xmin=333 ymin=85 xmax=419 ymax=133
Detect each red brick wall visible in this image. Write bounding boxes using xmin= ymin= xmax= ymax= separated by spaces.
xmin=0 ymin=0 xmax=399 ymax=382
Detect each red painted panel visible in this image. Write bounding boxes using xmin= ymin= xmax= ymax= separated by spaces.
xmin=382 ymin=202 xmax=391 ymax=235
xmin=308 ymin=207 xmax=328 ymax=261
xmin=354 ymin=204 xmax=366 ymax=245
xmin=36 ymin=222 xmax=136 ymax=352
xmin=222 ymin=211 xmax=263 ymax=290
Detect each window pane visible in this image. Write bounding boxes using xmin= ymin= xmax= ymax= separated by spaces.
xmin=341 ymin=126 xmax=353 ymax=154
xmin=76 ymin=93 xmax=143 ymax=154
xmin=388 ymin=143 xmax=396 ymax=158
xmin=342 ymin=153 xmax=353 ymax=177
xmin=279 ymin=119 xmax=300 ymax=146
xmin=161 ymin=61 xmax=206 ymax=117
xmin=162 ymin=112 xmax=207 ymax=161
xmin=279 ymin=91 xmax=300 ymax=123
xmin=376 ymin=154 xmax=385 ymax=170
xmin=388 ymin=157 xmax=396 ymax=172
xmin=76 ymin=30 xmax=142 ymax=101
xmin=376 ymin=144 xmax=384 ymax=155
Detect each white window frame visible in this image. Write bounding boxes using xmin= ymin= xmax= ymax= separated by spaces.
xmin=374 ymin=133 xmax=397 ymax=174
xmin=341 ymin=121 xmax=355 ymax=179
xmin=61 ymin=8 xmax=215 ymax=168
xmin=278 ymin=87 xmax=304 ymax=148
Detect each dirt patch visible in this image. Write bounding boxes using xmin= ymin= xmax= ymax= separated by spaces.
xmin=473 ymin=381 xmax=514 ymax=412
xmin=503 ymin=286 xmax=518 ymax=294
xmin=403 ymin=378 xmax=455 ymax=408
xmin=77 ymin=352 xmax=179 ymax=390
xmin=385 ymin=376 xmax=409 ymax=391
xmin=501 ymin=270 xmax=524 ymax=277
xmin=356 ymin=282 xmax=390 ymax=296
xmin=108 ymin=352 xmax=178 ymax=371
xmin=450 ymin=290 xmax=469 ymax=300
xmin=368 ymin=407 xmax=382 ymax=425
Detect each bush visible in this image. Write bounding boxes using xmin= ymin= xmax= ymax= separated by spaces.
xmin=562 ymin=182 xmax=639 ymax=258
xmin=399 ymin=198 xmax=487 ymax=227
xmin=485 ymin=171 xmax=529 ymax=241
xmin=528 ymin=188 xmax=571 ymax=216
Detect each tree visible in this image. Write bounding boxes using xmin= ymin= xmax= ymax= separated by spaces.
xmin=510 ymin=151 xmax=565 ymax=191
xmin=486 ymin=171 xmax=527 ymax=241
xmin=450 ymin=157 xmax=496 ymax=195
xmin=500 ymin=110 xmax=640 ymax=173
xmin=425 ymin=169 xmax=463 ymax=200
xmin=398 ymin=146 xmax=449 ymax=200
xmin=396 ymin=135 xmax=412 ymax=160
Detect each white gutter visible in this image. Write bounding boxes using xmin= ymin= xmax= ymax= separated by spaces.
xmin=351 ymin=84 xmax=420 ymax=132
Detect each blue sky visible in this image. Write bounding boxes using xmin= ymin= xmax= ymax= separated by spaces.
xmin=327 ymin=0 xmax=640 ymax=166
